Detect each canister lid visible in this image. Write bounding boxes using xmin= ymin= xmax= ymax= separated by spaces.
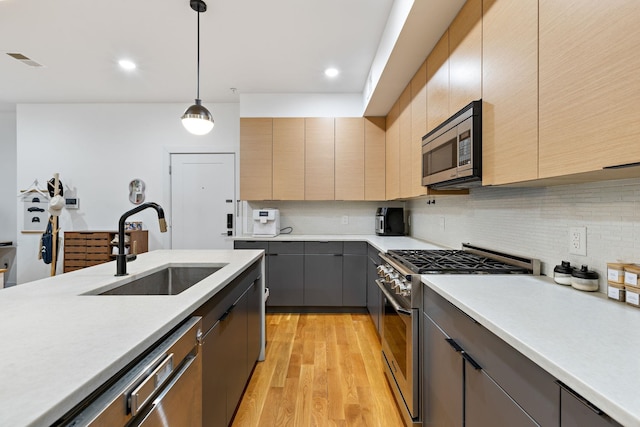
xmin=572 ymin=265 xmax=599 ymax=279
xmin=554 ymin=261 xmax=575 ymax=274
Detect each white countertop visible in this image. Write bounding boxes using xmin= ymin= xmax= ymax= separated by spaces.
xmin=423 ymin=274 xmax=640 ymax=427
xmin=0 ymin=249 xmax=264 ymax=427
xmin=234 ymin=234 xmax=449 ymax=252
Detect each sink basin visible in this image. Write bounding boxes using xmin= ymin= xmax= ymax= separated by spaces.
xmin=99 ymin=266 xmax=222 ymax=296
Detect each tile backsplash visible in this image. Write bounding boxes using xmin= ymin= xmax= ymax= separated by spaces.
xmin=409 ymin=177 xmax=640 ymax=292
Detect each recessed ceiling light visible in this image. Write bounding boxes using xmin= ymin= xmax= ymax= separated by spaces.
xmin=324 ymin=68 xmax=339 ymax=78
xmin=118 ymin=59 xmax=136 ymax=71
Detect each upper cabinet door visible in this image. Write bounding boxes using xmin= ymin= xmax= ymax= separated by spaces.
xmin=240 ymin=118 xmax=272 ymax=200
xmin=399 ymin=86 xmax=413 ymax=198
xmin=273 ymin=118 xmax=305 ymax=200
xmin=335 ymin=118 xmax=365 ymax=200
xmin=449 ymin=0 xmax=482 ymax=114
xmin=482 ymin=0 xmax=538 ymax=186
xmin=538 ymin=0 xmax=640 ymax=178
xmin=385 ymin=101 xmax=400 ymax=200
xmin=305 ymin=117 xmax=335 ymax=200
xmin=427 ymin=30 xmax=450 ymax=133
xmin=410 ymin=61 xmax=428 ymax=198
xmin=364 ymin=117 xmax=386 ymax=201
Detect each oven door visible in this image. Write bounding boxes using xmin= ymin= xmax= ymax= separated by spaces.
xmin=377 ymin=279 xmax=419 ymax=420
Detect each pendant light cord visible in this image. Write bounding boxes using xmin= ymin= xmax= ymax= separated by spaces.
xmin=196 ymin=8 xmax=200 ymax=100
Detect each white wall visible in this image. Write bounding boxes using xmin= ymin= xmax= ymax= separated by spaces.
xmin=16 ymin=103 xmax=240 ymax=283
xmin=0 ymin=109 xmax=17 ymax=286
xmin=408 ymin=178 xmax=640 ymax=293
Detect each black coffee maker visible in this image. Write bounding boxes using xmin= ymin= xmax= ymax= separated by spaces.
xmin=375 ymin=207 xmax=405 ymax=236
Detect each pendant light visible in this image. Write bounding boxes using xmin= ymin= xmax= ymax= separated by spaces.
xmin=181 ymin=0 xmax=214 ymax=135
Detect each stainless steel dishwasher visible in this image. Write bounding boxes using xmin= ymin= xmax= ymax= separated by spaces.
xmin=61 ymin=317 xmax=202 ymax=427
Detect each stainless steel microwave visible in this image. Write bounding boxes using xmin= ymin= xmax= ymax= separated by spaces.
xmin=422 ymin=100 xmax=482 ymax=189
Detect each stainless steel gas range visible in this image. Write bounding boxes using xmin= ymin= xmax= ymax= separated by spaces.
xmin=375 ymin=243 xmax=540 ymax=426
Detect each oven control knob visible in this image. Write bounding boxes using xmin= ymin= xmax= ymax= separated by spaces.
xmin=385 ymin=272 xmax=399 ymax=281
xmin=392 ymin=278 xmax=405 ymax=290
xmin=396 ymin=280 xmax=408 ymax=292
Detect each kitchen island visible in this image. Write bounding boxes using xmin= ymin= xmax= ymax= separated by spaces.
xmin=0 ymin=249 xmax=264 ymax=427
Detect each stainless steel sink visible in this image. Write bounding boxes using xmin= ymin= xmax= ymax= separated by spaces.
xmin=99 ymin=266 xmax=222 ymax=296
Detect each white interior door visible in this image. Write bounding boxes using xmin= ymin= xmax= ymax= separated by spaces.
xmin=170 ymin=153 xmax=235 ymax=249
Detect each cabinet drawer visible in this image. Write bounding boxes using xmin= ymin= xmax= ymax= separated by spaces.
xmin=64 ymin=239 xmax=86 ymax=247
xmin=367 ymin=244 xmax=382 ymax=263
xmin=344 ymin=241 xmax=367 ymax=255
xmin=86 ymin=253 xmax=110 ymax=261
xmin=84 ymin=232 xmax=110 ymax=240
xmin=65 ymin=252 xmax=87 ymax=260
xmin=304 ymin=241 xmax=343 ymax=254
xmin=86 ymin=246 xmax=109 ymax=254
xmin=65 ymin=260 xmax=86 ymax=267
xmin=64 ymin=245 xmax=86 ymax=254
xmin=423 ymin=286 xmax=559 ymax=426
xmin=269 ymin=241 xmax=303 ymax=254
xmin=64 ymin=232 xmax=86 ymax=241
xmin=234 ymin=240 xmax=268 ymax=251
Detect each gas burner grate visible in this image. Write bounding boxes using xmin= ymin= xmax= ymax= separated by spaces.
xmin=386 ymin=249 xmax=532 ymax=274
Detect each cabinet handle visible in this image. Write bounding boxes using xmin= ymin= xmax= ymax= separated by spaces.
xmin=461 ymin=351 xmax=482 ymax=370
xmin=603 ymin=161 xmax=640 ymax=170
xmin=333 ymin=253 xmax=343 ymax=257
xmin=556 ymin=381 xmax=604 ymax=415
xmin=218 ymin=303 xmax=237 ymax=322
xmin=445 ymin=338 xmax=463 ymax=352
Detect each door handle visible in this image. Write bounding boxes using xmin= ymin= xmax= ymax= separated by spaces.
xmin=227 ymin=213 xmax=233 ymax=229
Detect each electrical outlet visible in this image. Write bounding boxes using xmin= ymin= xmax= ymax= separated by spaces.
xmin=341 ymin=215 xmax=349 ymax=225
xmin=569 ymin=226 xmax=587 ymax=256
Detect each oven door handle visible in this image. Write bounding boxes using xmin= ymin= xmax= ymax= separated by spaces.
xmin=375 ymin=279 xmax=412 ymax=316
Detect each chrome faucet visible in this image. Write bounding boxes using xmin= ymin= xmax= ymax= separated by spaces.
xmin=116 ymin=202 xmax=167 ymax=276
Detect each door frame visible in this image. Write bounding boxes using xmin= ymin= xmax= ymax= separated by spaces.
xmin=163 ymin=147 xmax=239 ymax=249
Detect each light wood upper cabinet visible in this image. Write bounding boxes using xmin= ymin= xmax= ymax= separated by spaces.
xmin=399 ymin=86 xmax=413 ymax=198
xmin=272 ymin=118 xmax=305 ymax=200
xmin=240 ymin=118 xmax=272 ymax=200
xmin=427 ymin=30 xmax=450 ymax=133
xmin=538 ymin=0 xmax=640 ymax=178
xmin=335 ymin=118 xmax=365 ymax=200
xmin=364 ymin=117 xmax=386 ymax=200
xmin=411 ymin=61 xmax=428 ymax=198
xmin=385 ymin=101 xmax=400 ymax=200
xmin=449 ymin=0 xmax=482 ymax=114
xmin=482 ymin=0 xmax=538 ymax=186
xmin=305 ymin=118 xmax=335 ymax=200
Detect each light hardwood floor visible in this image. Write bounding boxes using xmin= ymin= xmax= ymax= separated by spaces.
xmin=232 ymin=313 xmax=405 ymax=427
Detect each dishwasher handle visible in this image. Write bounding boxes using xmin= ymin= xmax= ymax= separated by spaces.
xmin=129 ymin=353 xmax=174 ymax=416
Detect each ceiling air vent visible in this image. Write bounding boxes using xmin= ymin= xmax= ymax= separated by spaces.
xmin=6 ymin=52 xmax=43 ymax=67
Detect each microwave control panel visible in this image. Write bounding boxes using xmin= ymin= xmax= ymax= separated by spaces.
xmin=458 ymin=129 xmax=472 ymax=167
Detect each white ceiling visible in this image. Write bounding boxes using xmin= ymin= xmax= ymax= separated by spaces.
xmin=0 ymin=0 xmax=465 ymax=115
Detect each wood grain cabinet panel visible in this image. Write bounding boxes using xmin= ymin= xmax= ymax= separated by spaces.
xmin=399 ymin=86 xmax=413 ymax=198
xmin=538 ymin=0 xmax=640 ymax=178
xmin=427 ymin=30 xmax=450 ymax=133
xmin=449 ymin=0 xmax=482 ymax=114
xmin=482 ymin=0 xmax=538 ymax=185
xmin=240 ymin=118 xmax=273 ymax=200
xmin=364 ymin=117 xmax=386 ymax=200
xmin=305 ymin=117 xmax=335 ymax=200
xmin=385 ymin=101 xmax=400 ymax=200
xmin=335 ymin=117 xmax=365 ymax=200
xmin=410 ymin=60 xmax=428 ymax=198
xmin=273 ymin=118 xmax=305 ymax=200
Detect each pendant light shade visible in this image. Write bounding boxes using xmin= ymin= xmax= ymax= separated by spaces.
xmin=182 ymin=99 xmax=214 ymax=135
xmin=182 ymin=0 xmax=214 ymax=135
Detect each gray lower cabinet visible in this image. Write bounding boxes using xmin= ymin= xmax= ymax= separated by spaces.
xmin=423 ymin=286 xmax=558 ymax=426
xmin=560 ymin=386 xmax=622 ymax=427
xmin=304 ymin=241 xmax=343 ymax=306
xmin=269 ymin=242 xmax=304 ymax=306
xmin=195 ymin=260 xmax=261 ymax=427
xmin=235 ymin=240 xmax=367 ymax=308
xmin=342 ymin=242 xmax=367 ymax=306
xmin=423 ymin=313 xmax=463 ymax=427
xmin=367 ymin=245 xmax=383 ymax=335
